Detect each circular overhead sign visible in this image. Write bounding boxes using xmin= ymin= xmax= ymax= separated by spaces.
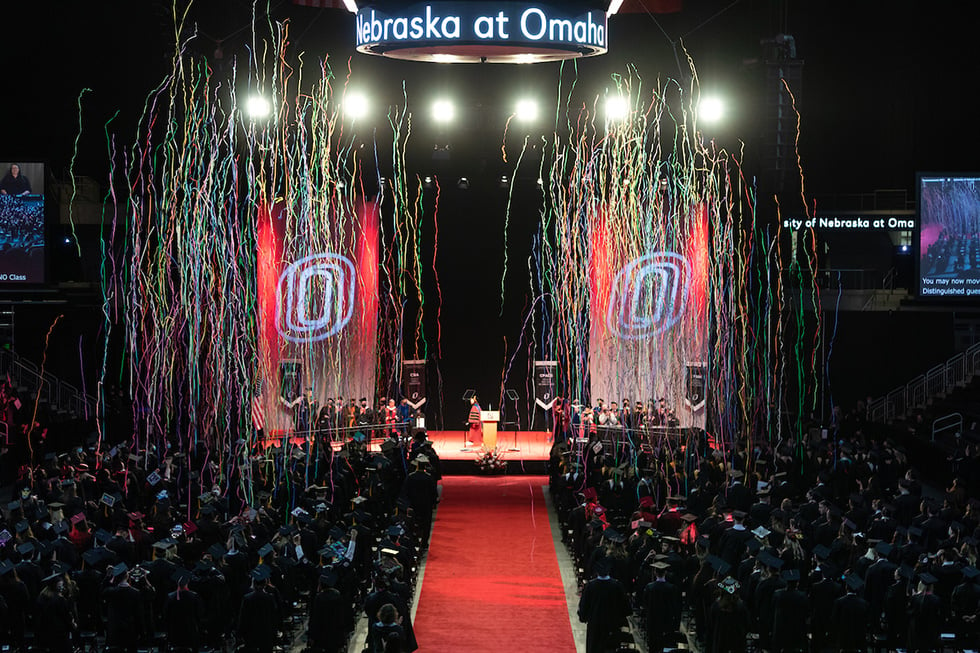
xmin=355 ymin=2 xmax=609 ymax=63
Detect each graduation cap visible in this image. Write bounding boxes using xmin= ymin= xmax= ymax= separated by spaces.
xmin=844 ymin=574 xmax=865 ymax=591
xmin=171 ymin=568 xmax=194 ymax=585
xmin=14 ymin=520 xmax=29 ymax=534
xmin=962 ymin=566 xmax=980 ymax=581
xmin=707 ymin=555 xmax=731 ymax=576
xmin=603 ymin=528 xmax=626 ymax=544
xmin=898 ymin=564 xmax=916 ymax=581
xmin=919 ymin=572 xmax=938 ymax=586
xmin=69 ymin=512 xmax=87 ymax=525
xmin=279 ymin=524 xmax=298 ymax=537
xmin=250 ymin=565 xmax=272 ymax=582
xmin=152 ymin=538 xmax=178 ymax=554
xmin=717 ymin=576 xmax=741 ymax=594
xmin=111 ymin=562 xmax=129 ymax=578
xmin=82 ymin=547 xmax=111 ymax=568
xmin=52 ymin=521 xmax=69 ymax=536
xmin=94 ymin=529 xmax=113 ymax=545
xmin=752 ymin=526 xmax=771 ymax=539
xmin=651 ymin=561 xmax=670 ymax=571
xmin=207 ymin=543 xmax=227 ymax=559
xmin=731 ymin=510 xmax=748 ymax=521
xmin=875 ymin=541 xmax=893 ymax=557
xmin=380 ymin=439 xmax=398 ymax=453
xmin=758 ymin=551 xmax=784 ymax=570
xmin=782 ymin=568 xmax=801 ymax=582
xmin=6 ymin=500 xmax=21 ymax=511
xmin=745 ymin=538 xmax=762 ymax=554
xmin=258 ymin=542 xmax=275 ymax=560
xmin=194 ymin=560 xmax=215 ymax=574
xmin=818 ymin=561 xmax=840 ymax=580
xmin=0 ymin=529 xmax=11 ymax=546
xmin=319 ymin=568 xmax=339 ymax=587
xmin=296 ymin=512 xmax=313 ymax=526
xmin=908 ymin=526 xmax=924 ymax=540
xmin=812 ymin=544 xmax=831 ymax=561
xmin=0 ymin=560 xmax=14 ymax=576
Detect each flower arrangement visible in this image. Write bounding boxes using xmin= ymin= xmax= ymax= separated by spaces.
xmin=475 ymin=446 xmax=507 ymax=473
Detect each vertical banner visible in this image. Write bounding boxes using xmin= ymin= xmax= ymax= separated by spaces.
xmin=588 ymin=203 xmax=709 ymax=428
xmin=403 ymin=359 xmax=427 ymax=409
xmin=534 ymin=361 xmax=558 ymax=410
xmin=256 ymin=198 xmax=380 ymax=434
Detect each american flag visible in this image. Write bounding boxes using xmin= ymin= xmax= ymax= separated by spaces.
xmin=251 ymin=383 xmax=265 ymax=432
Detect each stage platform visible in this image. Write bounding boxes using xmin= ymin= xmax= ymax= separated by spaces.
xmin=262 ymin=429 xmax=553 ymax=475
xmin=421 ymin=430 xmax=551 ymax=461
xmin=399 ymin=430 xmax=552 ymax=475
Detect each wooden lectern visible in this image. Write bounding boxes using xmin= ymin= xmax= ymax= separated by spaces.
xmin=480 ymin=410 xmax=500 ymax=449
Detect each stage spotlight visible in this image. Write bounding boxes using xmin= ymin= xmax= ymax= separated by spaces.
xmin=432 ymin=99 xmax=456 ymax=124
xmin=536 ymin=177 xmax=544 ymax=188
xmin=698 ymin=96 xmax=726 ymax=124
xmin=423 ymin=176 xmax=434 ymax=188
xmin=245 ymin=95 xmax=272 ymax=119
xmin=515 ymin=99 xmax=539 ymax=123
xmin=605 ymin=95 xmax=630 ymax=122
xmin=457 ymin=177 xmax=470 ymax=190
xmin=343 ymin=92 xmax=369 ymax=120
xmin=499 ymin=175 xmax=510 ymax=189
xmin=343 ymin=0 xmax=358 ymax=12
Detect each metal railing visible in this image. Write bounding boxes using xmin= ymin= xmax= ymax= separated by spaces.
xmin=869 ymin=341 xmax=980 ymax=423
xmin=0 ymin=349 xmax=95 ymax=421
xmin=932 ymin=412 xmax=963 ymax=443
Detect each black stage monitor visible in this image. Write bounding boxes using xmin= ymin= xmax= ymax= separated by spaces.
xmin=0 ymin=161 xmax=46 ymax=285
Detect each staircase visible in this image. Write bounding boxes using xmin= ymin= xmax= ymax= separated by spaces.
xmin=0 ymin=349 xmax=96 ymax=423
xmin=867 ymin=341 xmax=980 ymax=462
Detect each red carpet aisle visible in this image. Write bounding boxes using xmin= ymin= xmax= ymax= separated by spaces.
xmin=413 ymin=475 xmax=577 ymax=652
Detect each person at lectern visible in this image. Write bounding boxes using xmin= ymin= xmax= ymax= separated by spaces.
xmin=466 ymin=396 xmax=482 ymax=446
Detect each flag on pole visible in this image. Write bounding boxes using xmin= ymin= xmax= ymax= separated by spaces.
xmin=251 ymin=395 xmax=265 ymax=432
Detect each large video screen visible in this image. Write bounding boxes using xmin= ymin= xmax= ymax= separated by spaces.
xmin=0 ymin=161 xmax=45 ymax=284
xmin=919 ymin=174 xmax=980 ymax=298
